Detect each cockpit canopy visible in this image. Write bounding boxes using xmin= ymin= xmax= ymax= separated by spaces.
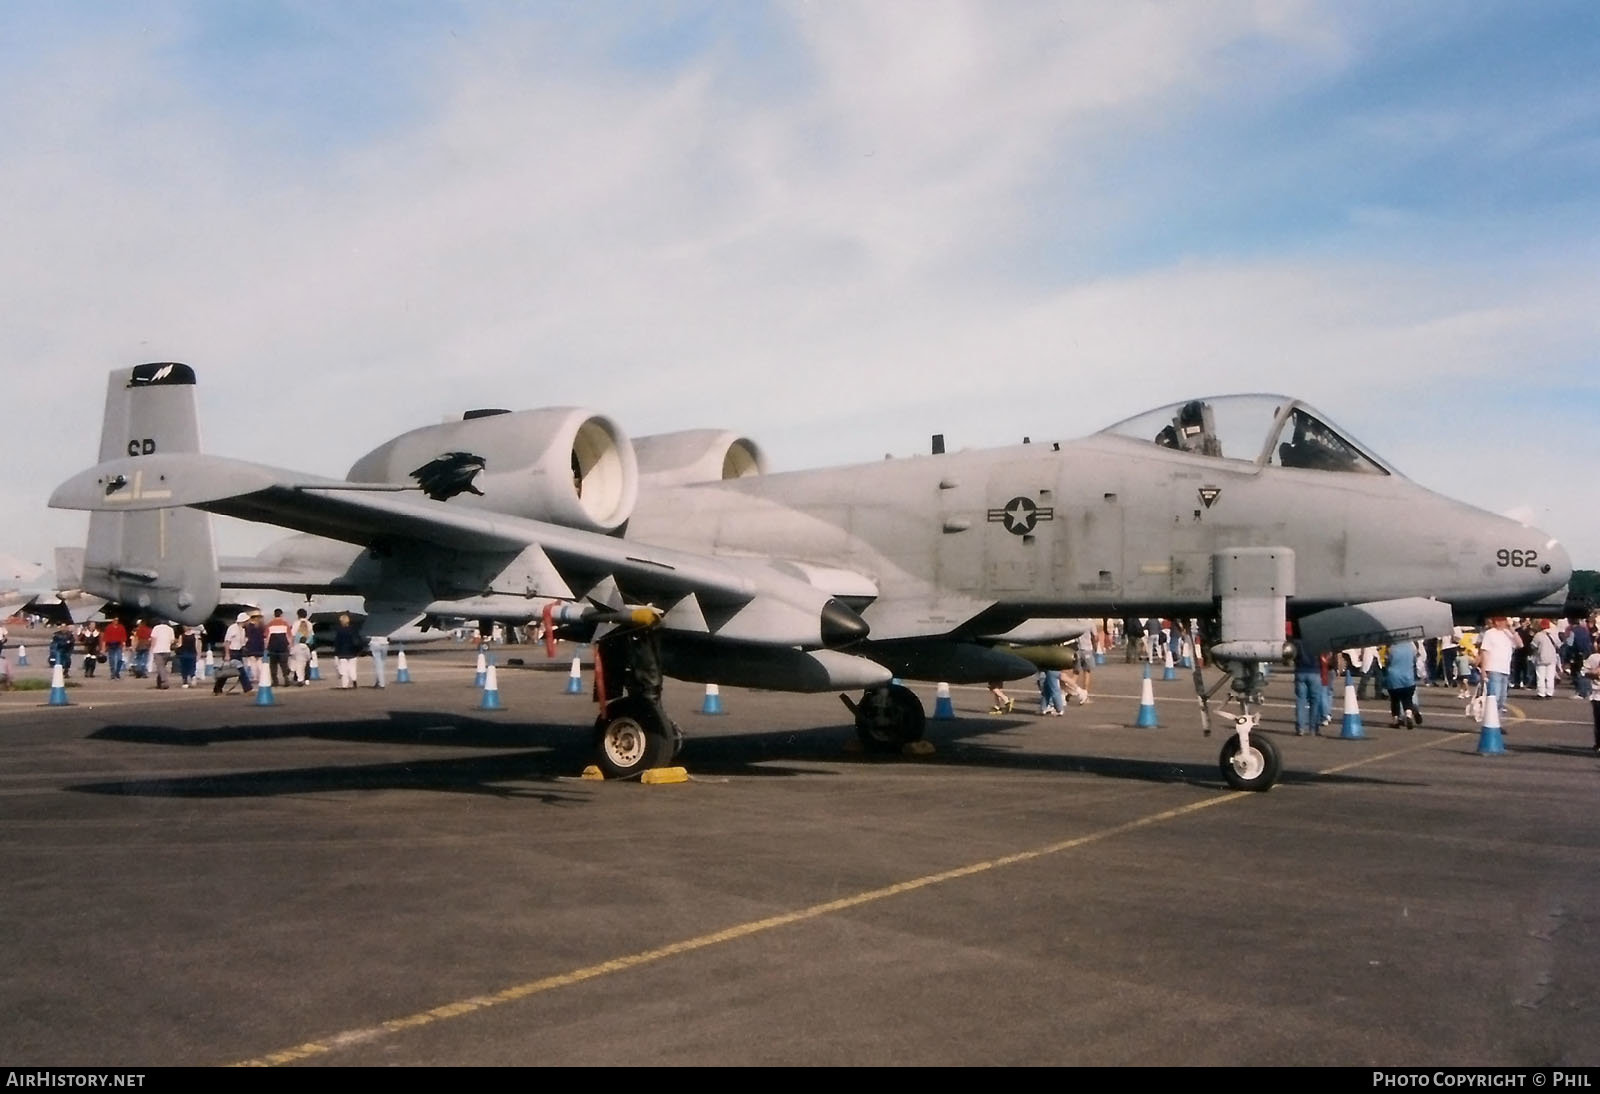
xmin=1100 ymin=395 xmax=1394 ymax=475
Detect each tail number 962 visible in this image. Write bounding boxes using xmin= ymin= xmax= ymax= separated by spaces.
xmin=1497 ymin=548 xmax=1539 ymax=568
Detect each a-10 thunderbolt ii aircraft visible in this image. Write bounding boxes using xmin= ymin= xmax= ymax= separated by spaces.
xmin=51 ymin=365 xmax=1570 ymax=790
xmin=0 ymin=548 xmax=107 ymax=626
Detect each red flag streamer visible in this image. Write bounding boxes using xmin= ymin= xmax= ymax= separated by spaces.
xmin=542 ymin=602 xmax=558 ymax=659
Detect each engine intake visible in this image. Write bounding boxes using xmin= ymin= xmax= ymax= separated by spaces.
xmin=347 ymin=407 xmax=637 ymax=534
xmin=633 ymin=429 xmax=766 ymax=487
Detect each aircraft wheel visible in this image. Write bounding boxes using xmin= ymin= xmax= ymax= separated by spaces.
xmin=593 ymin=697 xmax=674 ymax=779
xmin=854 ymin=683 xmax=926 ymax=752
xmin=1219 ymin=730 xmax=1281 ymax=792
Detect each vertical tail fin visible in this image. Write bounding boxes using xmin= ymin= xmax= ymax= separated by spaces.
xmin=52 ymin=547 xmax=85 ymax=590
xmin=82 ymin=364 xmax=220 ymax=624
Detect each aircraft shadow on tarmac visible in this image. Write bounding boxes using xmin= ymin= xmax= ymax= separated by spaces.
xmin=87 ymin=709 xmax=580 ymax=750
xmin=67 ymin=750 xmax=590 ymax=803
xmin=75 ymin=710 xmax=599 ymax=802
xmin=70 ymin=708 xmax=1415 ymax=800
xmin=654 ymin=716 xmax=1411 ymax=790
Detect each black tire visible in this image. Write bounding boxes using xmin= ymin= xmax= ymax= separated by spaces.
xmin=592 ymin=697 xmax=675 ymax=779
xmin=854 ymin=683 xmax=927 ymax=752
xmin=1219 ymin=731 xmax=1282 ymax=792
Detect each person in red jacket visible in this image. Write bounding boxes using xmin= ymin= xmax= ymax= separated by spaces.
xmin=101 ymin=618 xmax=128 ymax=680
xmin=131 ymin=620 xmax=153 ymax=678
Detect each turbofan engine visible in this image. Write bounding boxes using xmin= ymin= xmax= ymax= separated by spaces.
xmin=346 ymin=407 xmax=638 ymax=534
xmin=632 ymin=429 xmax=766 ymax=487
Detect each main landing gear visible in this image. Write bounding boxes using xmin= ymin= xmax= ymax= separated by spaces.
xmin=590 ymin=625 xmax=683 ymax=779
xmin=840 ymin=682 xmax=926 ymax=752
xmin=593 ymin=695 xmax=684 ymax=779
xmin=1196 ymin=657 xmax=1283 ymax=792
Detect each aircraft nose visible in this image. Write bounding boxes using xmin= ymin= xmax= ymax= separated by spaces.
xmin=1507 ymin=528 xmax=1572 ymax=616
xmin=1540 ymin=535 xmax=1573 ymax=591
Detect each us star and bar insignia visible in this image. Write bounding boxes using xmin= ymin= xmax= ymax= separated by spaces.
xmin=987 ymin=496 xmax=1054 ymax=535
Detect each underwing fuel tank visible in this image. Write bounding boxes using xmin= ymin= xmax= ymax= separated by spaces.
xmin=1296 ymin=598 xmax=1456 ymax=658
xmin=661 ymin=640 xmax=891 ymax=691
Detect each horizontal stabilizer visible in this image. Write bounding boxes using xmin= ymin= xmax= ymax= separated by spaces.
xmin=52 ymin=454 xmax=315 ymax=513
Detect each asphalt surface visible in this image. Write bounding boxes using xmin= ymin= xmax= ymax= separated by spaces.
xmin=2 ymin=636 xmax=1597 ymax=1067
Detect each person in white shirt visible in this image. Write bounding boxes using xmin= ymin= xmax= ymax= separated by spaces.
xmin=1476 ymin=616 xmax=1517 ymax=716
xmin=368 ymin=634 xmax=388 ymax=688
xmin=290 ymin=608 xmax=314 ymax=685
xmin=148 ymin=620 xmax=175 ymax=690
xmin=1073 ymin=629 xmax=1094 ymax=704
xmin=1582 ymin=649 xmax=1600 ymax=752
xmin=1531 ymin=621 xmax=1563 ymax=699
xmin=218 ymin=612 xmax=253 ymax=694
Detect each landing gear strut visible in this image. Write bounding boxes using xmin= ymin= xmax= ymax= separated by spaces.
xmin=1196 ymin=658 xmax=1282 ymax=792
xmin=591 ymin=625 xmax=682 ymax=779
xmin=843 ymin=682 xmax=926 ymax=752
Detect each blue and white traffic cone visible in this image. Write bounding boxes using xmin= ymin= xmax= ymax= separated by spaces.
xmin=700 ymin=683 xmax=724 ymax=715
xmin=203 ymin=648 xmax=215 ymax=679
xmin=1162 ymin=644 xmax=1177 ymax=681
xmin=1135 ymin=664 xmax=1159 ymax=727
xmin=47 ymin=662 xmax=69 ymax=706
xmin=1339 ymin=671 xmax=1365 ymax=739
xmin=1094 ymin=644 xmax=1105 ymax=666
xmin=479 ymin=664 xmax=502 ymax=710
xmin=564 ymin=655 xmax=584 ymax=694
xmin=395 ymin=646 xmax=411 ymax=684
xmin=1475 ymin=694 xmax=1506 ymax=756
xmin=474 ymin=649 xmax=487 ymax=688
xmin=254 ymin=672 xmax=277 ymax=706
xmin=308 ymin=649 xmax=321 ymax=681
xmin=933 ymin=681 xmax=955 ymax=719
xmin=16 ymin=645 xmax=27 ymax=667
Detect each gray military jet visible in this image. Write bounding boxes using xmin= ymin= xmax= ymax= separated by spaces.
xmin=0 ymin=548 xmax=107 ymax=625
xmin=50 ymin=366 xmax=1571 ymax=790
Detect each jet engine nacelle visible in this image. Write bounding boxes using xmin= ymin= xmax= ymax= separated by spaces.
xmin=633 ymin=429 xmax=766 ymax=487
xmin=346 ymin=407 xmax=638 ymax=535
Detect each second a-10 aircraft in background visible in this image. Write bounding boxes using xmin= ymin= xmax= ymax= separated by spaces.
xmin=51 ymin=365 xmax=1570 ymax=791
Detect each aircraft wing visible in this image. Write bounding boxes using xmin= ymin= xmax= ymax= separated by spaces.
xmin=51 ymin=453 xmax=868 ymax=650
xmin=0 ymin=592 xmax=106 ymax=626
xmin=217 ymin=555 xmax=353 ymax=595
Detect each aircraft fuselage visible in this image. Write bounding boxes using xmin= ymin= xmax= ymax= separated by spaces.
xmin=629 ymin=434 xmax=1566 ymax=627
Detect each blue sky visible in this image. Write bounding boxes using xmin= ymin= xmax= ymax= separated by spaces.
xmin=2 ymin=1 xmax=1597 ymax=580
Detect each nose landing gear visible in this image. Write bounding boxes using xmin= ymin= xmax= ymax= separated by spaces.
xmin=1218 ymin=711 xmax=1282 ymax=791
xmin=1197 ymin=657 xmax=1283 ymax=792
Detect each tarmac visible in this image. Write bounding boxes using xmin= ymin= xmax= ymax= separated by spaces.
xmin=1 ymin=631 xmax=1597 ymax=1067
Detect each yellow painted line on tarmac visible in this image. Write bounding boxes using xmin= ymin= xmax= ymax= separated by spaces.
xmin=230 ymin=789 xmax=1249 ymax=1066
xmin=1312 ymin=730 xmax=1472 ymax=777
